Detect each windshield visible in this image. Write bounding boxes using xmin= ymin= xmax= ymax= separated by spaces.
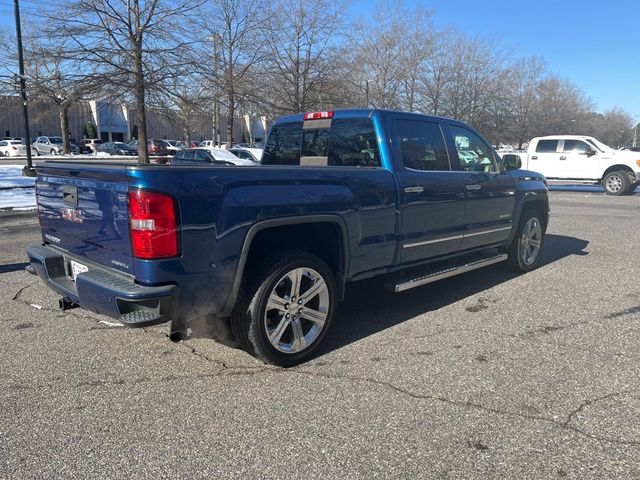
xmin=585 ymin=138 xmax=612 ymax=152
xmin=50 ymin=137 xmax=63 ymax=144
xmin=9 ymin=140 xmax=22 ymax=145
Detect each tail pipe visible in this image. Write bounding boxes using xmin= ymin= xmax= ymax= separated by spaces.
xmin=169 ymin=317 xmax=187 ymax=342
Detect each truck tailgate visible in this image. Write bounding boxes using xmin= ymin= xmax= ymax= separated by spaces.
xmin=36 ymin=163 xmax=135 ymax=275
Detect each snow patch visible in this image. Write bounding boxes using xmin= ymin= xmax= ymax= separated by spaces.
xmin=0 ymin=164 xmax=36 ymax=209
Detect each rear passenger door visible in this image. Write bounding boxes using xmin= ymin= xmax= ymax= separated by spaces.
xmin=444 ymin=123 xmax=516 ymax=251
xmin=529 ymin=139 xmax=560 ymax=177
xmin=392 ymin=116 xmax=468 ymax=262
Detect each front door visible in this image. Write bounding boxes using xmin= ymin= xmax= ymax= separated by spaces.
xmin=557 ymin=139 xmax=600 ymax=179
xmin=392 ymin=116 xmax=468 ymax=263
xmin=445 ymin=123 xmax=516 ymax=251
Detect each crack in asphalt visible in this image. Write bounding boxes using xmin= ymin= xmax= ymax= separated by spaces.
xmin=10 ymin=281 xmax=37 ymax=301
xmin=285 ymin=368 xmax=640 ymax=448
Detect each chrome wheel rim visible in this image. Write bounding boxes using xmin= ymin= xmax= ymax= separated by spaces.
xmin=520 ymin=217 xmax=542 ymax=266
xmin=264 ymin=267 xmax=329 ymax=354
xmin=605 ymin=175 xmax=623 ymax=193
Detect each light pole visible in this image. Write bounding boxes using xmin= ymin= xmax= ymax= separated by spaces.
xmin=633 ymin=116 xmax=639 ymax=148
xmin=14 ymin=0 xmax=33 ymax=175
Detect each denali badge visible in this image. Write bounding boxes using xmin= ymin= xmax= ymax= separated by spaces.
xmin=61 ymin=208 xmax=84 ymax=223
xmin=44 ymin=233 xmax=61 ymax=243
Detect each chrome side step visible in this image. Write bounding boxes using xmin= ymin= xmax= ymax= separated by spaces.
xmin=389 ymin=254 xmax=508 ymax=293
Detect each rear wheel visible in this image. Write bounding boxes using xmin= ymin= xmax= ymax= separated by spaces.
xmin=602 ymin=170 xmax=631 ymax=195
xmin=507 ymin=210 xmax=545 ymax=272
xmin=231 ymin=250 xmax=336 ymax=367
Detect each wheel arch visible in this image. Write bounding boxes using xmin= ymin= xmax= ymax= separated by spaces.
xmin=601 ymin=164 xmax=636 ymax=181
xmin=220 ymin=215 xmax=350 ymax=317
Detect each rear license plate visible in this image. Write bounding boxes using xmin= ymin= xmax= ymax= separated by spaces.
xmin=70 ymin=260 xmax=89 ymax=281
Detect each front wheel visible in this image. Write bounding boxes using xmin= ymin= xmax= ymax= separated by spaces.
xmin=506 ymin=211 xmax=545 ymax=272
xmin=232 ymin=251 xmax=336 ymax=367
xmin=50 ymin=149 xmax=57 ymax=156
xmin=602 ymin=170 xmax=631 ymax=195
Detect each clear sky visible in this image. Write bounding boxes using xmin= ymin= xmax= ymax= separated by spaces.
xmin=351 ymin=0 xmax=640 ymax=119
xmin=1 ymin=0 xmax=638 ymax=120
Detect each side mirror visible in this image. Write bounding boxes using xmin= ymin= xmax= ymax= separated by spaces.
xmin=585 ymin=147 xmax=596 ymax=157
xmin=502 ymin=154 xmax=522 ymax=171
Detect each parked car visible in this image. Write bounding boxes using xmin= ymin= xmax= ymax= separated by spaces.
xmin=172 ymin=148 xmax=254 ymax=166
xmin=27 ymin=108 xmax=549 ymax=367
xmin=0 ymin=139 xmax=29 ymax=157
xmin=163 ymin=140 xmax=184 ymax=156
xmin=78 ymin=139 xmax=103 ymax=154
xmin=32 ymin=136 xmax=79 ymax=155
xmin=128 ymin=139 xmax=169 ymax=156
xmin=96 ymin=142 xmax=137 ymax=156
xmin=195 ymin=147 xmax=255 ymax=165
xmin=229 ymin=147 xmax=262 ymax=163
xmin=510 ymin=135 xmax=640 ymax=195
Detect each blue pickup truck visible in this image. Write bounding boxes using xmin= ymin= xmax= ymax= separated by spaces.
xmin=27 ymin=109 xmax=549 ymax=366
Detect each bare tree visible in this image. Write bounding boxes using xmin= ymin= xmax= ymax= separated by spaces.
xmin=205 ymin=0 xmax=265 ymax=147
xmin=262 ymin=0 xmax=347 ymax=115
xmin=56 ymin=0 xmax=202 ymax=162
xmin=23 ymin=31 xmax=104 ymax=153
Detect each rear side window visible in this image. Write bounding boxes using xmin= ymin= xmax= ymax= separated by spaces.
xmin=262 ymin=118 xmax=380 ymax=168
xmin=395 ymin=120 xmax=450 ymax=171
xmin=535 ymin=140 xmax=558 ymax=153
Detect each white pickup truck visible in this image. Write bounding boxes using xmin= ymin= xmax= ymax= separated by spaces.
xmin=501 ymin=135 xmax=640 ymax=195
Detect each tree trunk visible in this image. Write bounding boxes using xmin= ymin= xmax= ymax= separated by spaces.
xmin=226 ymin=87 xmax=234 ymax=148
xmin=134 ymin=50 xmax=149 ymax=163
xmin=59 ymin=104 xmax=70 ymax=154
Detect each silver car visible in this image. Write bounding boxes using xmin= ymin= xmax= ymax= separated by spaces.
xmin=32 ymin=136 xmax=79 ymax=155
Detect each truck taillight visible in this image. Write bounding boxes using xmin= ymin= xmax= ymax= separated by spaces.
xmin=303 ymin=111 xmax=334 ymax=120
xmin=128 ymin=189 xmax=178 ymax=259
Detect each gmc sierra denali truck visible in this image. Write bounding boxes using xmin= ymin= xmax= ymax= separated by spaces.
xmin=27 ymin=109 xmax=549 ymax=366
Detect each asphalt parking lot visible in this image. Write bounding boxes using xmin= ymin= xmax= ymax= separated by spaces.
xmin=1 ymin=190 xmax=639 ymax=479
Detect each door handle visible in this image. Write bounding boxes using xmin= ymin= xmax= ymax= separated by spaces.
xmin=404 ymin=186 xmax=424 ymax=193
xmin=559 ymin=156 xmax=566 ymax=160
xmin=531 ymin=155 xmax=538 ymax=160
xmin=466 ymin=184 xmax=481 ymax=191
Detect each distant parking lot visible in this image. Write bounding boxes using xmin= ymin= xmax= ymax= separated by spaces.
xmin=1 ymin=190 xmax=639 ymax=478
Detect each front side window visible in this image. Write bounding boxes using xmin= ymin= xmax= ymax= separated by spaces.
xmin=536 ymin=140 xmax=558 ymax=153
xmin=563 ymin=140 xmax=589 ymax=153
xmin=449 ymin=125 xmax=498 ymax=173
xmin=394 ymin=119 xmax=450 ymax=171
xmin=262 ymin=118 xmax=380 ymax=168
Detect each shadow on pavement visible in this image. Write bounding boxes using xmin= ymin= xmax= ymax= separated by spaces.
xmin=318 ymin=233 xmax=589 ymax=356
xmin=0 ymin=262 xmax=31 ymax=274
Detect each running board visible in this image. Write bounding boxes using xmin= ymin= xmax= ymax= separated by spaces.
xmin=388 ymin=253 xmax=508 ymax=293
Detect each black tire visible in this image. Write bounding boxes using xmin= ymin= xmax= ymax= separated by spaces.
xmin=231 ymin=250 xmax=336 ymax=367
xmin=602 ymin=170 xmax=631 ymax=196
xmin=506 ymin=209 xmax=545 ymax=272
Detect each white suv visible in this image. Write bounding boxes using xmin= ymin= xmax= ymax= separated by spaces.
xmin=523 ymin=135 xmax=640 ymax=195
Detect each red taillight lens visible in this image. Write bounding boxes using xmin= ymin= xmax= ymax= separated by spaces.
xmin=128 ymin=189 xmax=178 ymax=259
xmin=303 ymin=111 xmax=334 ymax=120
